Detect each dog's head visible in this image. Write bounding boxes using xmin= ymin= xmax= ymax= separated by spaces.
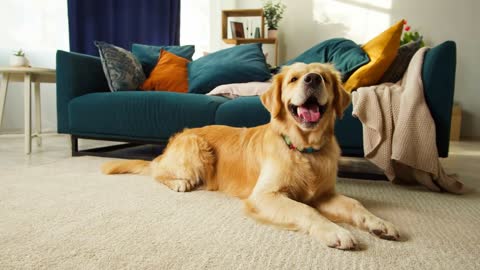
xmin=261 ymin=63 xmax=351 ymax=139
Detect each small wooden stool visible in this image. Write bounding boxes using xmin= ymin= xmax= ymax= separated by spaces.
xmin=450 ymin=103 xmax=462 ymax=141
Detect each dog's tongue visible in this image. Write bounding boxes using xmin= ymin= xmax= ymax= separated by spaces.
xmin=297 ymin=104 xmax=320 ymax=122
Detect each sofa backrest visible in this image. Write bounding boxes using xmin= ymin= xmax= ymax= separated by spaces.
xmin=422 ymin=41 xmax=456 ymax=157
xmin=56 ymin=50 xmax=109 ymax=133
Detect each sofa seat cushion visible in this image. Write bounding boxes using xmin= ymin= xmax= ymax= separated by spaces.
xmin=69 ymin=91 xmax=227 ymax=139
xmin=215 ymin=96 xmax=270 ymax=127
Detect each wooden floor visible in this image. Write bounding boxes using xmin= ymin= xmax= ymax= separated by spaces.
xmin=0 ymin=134 xmax=478 ymax=184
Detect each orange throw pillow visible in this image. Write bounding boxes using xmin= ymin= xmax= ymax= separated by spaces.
xmin=140 ymin=49 xmax=189 ymax=92
xmin=344 ymin=20 xmax=405 ymax=92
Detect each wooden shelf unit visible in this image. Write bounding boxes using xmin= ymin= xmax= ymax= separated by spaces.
xmin=222 ymin=9 xmax=265 ymax=40
xmin=221 ymin=9 xmax=279 ymax=65
xmin=222 ymin=38 xmax=276 ymax=45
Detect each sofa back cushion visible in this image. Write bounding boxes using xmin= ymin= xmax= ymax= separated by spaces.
xmin=140 ymin=50 xmax=189 ymax=93
xmin=284 ymin=38 xmax=369 ymax=82
xmin=132 ymin=43 xmax=195 ymax=76
xmin=188 ymin=43 xmax=271 ymax=94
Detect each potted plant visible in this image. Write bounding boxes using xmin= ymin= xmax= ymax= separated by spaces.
xmin=263 ymin=0 xmax=286 ymax=39
xmin=10 ymin=49 xmax=27 ymax=67
xmin=401 ymin=21 xmax=425 ymax=47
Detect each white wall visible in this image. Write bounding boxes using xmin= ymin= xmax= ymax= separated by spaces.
xmin=209 ymin=0 xmax=238 ymax=52
xmin=180 ymin=0 xmax=211 ymax=59
xmin=181 ymin=0 xmax=236 ymax=59
xmin=236 ymin=0 xmax=480 ymax=139
xmin=0 ymin=0 xmax=69 ymax=134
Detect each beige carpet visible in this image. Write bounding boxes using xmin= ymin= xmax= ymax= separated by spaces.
xmin=1 ymin=156 xmax=479 ymax=270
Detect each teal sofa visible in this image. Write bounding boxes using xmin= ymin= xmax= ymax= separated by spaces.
xmin=56 ymin=41 xmax=456 ymax=158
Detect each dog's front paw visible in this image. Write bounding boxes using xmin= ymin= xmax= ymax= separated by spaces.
xmin=314 ymin=225 xmax=358 ymax=250
xmin=164 ymin=179 xmax=195 ymax=192
xmin=326 ymin=228 xmax=358 ymax=250
xmin=363 ymin=216 xmax=400 ymax=241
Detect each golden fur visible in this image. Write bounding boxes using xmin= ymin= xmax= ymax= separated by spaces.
xmin=102 ymin=63 xmax=400 ymax=250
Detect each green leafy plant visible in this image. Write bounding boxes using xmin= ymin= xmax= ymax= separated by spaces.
xmin=13 ymin=49 xmax=25 ymax=57
xmin=401 ymin=21 xmax=425 ymax=47
xmin=263 ymin=0 xmax=286 ymax=30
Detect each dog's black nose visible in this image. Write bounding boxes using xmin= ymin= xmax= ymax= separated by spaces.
xmin=304 ymin=73 xmax=322 ymax=87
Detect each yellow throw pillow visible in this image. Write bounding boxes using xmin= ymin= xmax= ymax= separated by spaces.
xmin=344 ymin=20 xmax=405 ymax=92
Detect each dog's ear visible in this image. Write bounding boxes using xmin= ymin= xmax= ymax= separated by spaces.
xmin=333 ymin=82 xmax=351 ymax=119
xmin=261 ymin=73 xmax=284 ymax=118
xmin=327 ymin=66 xmax=351 ymax=118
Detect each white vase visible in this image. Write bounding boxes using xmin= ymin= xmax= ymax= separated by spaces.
xmin=268 ymin=29 xmax=278 ymax=39
xmin=10 ymin=55 xmax=27 ymax=67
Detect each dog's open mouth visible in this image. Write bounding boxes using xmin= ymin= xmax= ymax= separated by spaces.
xmin=288 ymin=96 xmax=327 ymax=126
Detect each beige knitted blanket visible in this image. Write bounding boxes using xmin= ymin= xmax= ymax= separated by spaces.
xmin=351 ymin=47 xmax=464 ymax=194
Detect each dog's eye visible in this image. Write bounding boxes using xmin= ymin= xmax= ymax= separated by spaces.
xmin=290 ymin=77 xmax=298 ymax=83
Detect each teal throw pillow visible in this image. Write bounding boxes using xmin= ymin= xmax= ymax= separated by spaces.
xmin=284 ymin=38 xmax=370 ymax=82
xmin=94 ymin=41 xmax=146 ymax=92
xmin=188 ymin=43 xmax=271 ymax=94
xmin=132 ymin=44 xmax=195 ymax=76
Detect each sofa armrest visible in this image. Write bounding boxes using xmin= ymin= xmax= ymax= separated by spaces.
xmin=56 ymin=50 xmax=109 ymax=133
xmin=422 ymin=41 xmax=456 ymax=157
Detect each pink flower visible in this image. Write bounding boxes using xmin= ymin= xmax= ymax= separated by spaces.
xmin=403 ymin=20 xmax=407 ymax=25
xmin=405 ymin=26 xmax=411 ymax=31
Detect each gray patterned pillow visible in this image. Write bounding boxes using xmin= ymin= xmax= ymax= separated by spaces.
xmin=94 ymin=41 xmax=146 ymax=92
xmin=379 ymin=38 xmax=423 ymax=83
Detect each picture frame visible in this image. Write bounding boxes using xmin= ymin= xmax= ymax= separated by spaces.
xmin=230 ymin=21 xmax=245 ymax=39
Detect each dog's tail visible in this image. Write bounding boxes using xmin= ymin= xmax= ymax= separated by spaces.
xmin=101 ymin=159 xmax=151 ymax=176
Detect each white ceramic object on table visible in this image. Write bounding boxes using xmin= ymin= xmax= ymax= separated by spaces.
xmin=10 ymin=55 xmax=27 ymax=67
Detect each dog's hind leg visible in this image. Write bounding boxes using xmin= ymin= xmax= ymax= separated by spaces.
xmin=151 ymin=133 xmax=215 ymax=192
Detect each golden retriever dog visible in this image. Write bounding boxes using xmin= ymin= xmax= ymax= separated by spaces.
xmin=102 ymin=63 xmax=400 ymax=250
